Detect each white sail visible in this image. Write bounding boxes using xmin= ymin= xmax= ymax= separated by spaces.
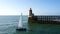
xmin=18 ymin=13 xmax=23 ymax=28
xmin=17 ymin=13 xmax=29 ymax=31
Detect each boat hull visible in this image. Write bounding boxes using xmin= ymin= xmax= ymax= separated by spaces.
xmin=16 ymin=28 xmax=27 ymax=31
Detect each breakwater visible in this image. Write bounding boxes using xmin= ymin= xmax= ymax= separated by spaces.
xmin=28 ymin=17 xmax=60 ymax=24
xmin=28 ymin=8 xmax=60 ymax=24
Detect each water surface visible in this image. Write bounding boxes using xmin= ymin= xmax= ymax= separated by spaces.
xmin=0 ymin=16 xmax=60 ymax=34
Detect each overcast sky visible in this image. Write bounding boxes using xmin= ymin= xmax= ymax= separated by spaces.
xmin=0 ymin=0 xmax=60 ymax=15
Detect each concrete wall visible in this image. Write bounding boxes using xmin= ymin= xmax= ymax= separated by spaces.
xmin=32 ymin=16 xmax=60 ymax=21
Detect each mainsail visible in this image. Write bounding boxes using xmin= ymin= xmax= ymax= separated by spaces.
xmin=18 ymin=13 xmax=23 ymax=28
xmin=17 ymin=13 xmax=29 ymax=31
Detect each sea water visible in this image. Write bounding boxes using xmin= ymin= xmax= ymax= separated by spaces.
xmin=0 ymin=16 xmax=60 ymax=34
xmin=0 ymin=16 xmax=19 ymax=34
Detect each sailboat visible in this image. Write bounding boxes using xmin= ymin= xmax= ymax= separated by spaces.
xmin=16 ymin=13 xmax=28 ymax=31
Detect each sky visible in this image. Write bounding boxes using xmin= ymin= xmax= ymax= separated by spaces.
xmin=0 ymin=0 xmax=60 ymax=15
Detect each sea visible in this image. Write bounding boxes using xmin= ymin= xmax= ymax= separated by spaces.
xmin=0 ymin=15 xmax=60 ymax=34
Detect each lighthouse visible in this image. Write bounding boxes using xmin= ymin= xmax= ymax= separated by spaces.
xmin=29 ymin=8 xmax=33 ymax=17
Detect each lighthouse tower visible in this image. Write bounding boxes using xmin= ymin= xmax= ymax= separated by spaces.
xmin=28 ymin=8 xmax=34 ymax=23
xmin=29 ymin=8 xmax=33 ymax=17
